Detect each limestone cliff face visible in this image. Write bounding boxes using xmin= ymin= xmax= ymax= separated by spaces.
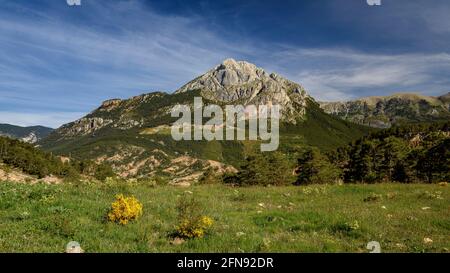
xmin=57 ymin=117 xmax=113 ymax=137
xmin=176 ymin=58 xmax=310 ymax=123
xmin=319 ymin=93 xmax=450 ymax=128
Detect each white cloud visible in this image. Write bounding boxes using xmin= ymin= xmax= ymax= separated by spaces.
xmin=0 ymin=111 xmax=85 ymax=128
xmin=0 ymin=0 xmax=449 ymax=127
xmin=265 ymin=48 xmax=450 ymax=101
xmin=0 ymin=1 xmax=257 ymax=127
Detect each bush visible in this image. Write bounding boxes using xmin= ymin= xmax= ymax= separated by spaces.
xmin=175 ymin=195 xmax=213 ymax=239
xmin=94 ymin=163 xmax=116 ymax=181
xmin=198 ymin=168 xmax=222 ymax=185
xmin=107 ymin=194 xmax=143 ymax=225
xmin=363 ymin=193 xmax=383 ymax=202
xmin=176 ymin=216 xmax=214 ymax=239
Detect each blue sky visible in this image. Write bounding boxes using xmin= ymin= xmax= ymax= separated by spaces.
xmin=0 ymin=0 xmax=449 ymax=128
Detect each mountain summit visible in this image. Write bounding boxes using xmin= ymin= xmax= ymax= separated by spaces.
xmin=176 ymin=59 xmax=309 ymax=122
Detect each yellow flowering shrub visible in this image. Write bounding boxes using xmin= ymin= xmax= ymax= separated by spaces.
xmin=107 ymin=194 xmax=143 ymax=225
xmin=175 ymin=195 xmax=214 ymax=239
xmin=176 ymin=216 xmax=214 ymax=239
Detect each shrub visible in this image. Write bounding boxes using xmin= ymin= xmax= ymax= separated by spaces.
xmin=363 ymin=193 xmax=383 ymax=202
xmin=107 ymin=194 xmax=143 ymax=225
xmin=198 ymin=168 xmax=223 ymax=185
xmin=175 ymin=195 xmax=213 ymax=239
xmin=94 ymin=163 xmax=116 ymax=181
xmin=176 ymin=216 xmax=214 ymax=239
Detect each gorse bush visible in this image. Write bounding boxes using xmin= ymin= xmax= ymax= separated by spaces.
xmin=175 ymin=195 xmax=213 ymax=239
xmin=176 ymin=216 xmax=214 ymax=239
xmin=107 ymin=194 xmax=143 ymax=225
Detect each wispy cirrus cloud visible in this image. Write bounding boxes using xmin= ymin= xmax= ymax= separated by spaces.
xmin=0 ymin=0 xmax=449 ymax=127
xmin=0 ymin=0 xmax=255 ymax=127
xmin=262 ymin=48 xmax=450 ymax=101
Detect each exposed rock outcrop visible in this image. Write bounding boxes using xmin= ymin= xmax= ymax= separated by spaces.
xmin=319 ymin=93 xmax=450 ymax=128
xmin=20 ymin=132 xmax=38 ymax=144
xmin=58 ymin=117 xmax=113 ymax=136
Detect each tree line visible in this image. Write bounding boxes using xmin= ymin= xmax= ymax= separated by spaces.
xmin=218 ymin=121 xmax=449 ymax=186
xmin=0 ymin=136 xmax=114 ymax=180
xmin=300 ymin=121 xmax=449 ymax=184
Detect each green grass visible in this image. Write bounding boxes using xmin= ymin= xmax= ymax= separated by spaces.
xmin=0 ymin=182 xmax=448 ymax=253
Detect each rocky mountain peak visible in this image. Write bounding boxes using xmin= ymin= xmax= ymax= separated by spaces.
xmin=176 ymin=58 xmax=269 ymax=93
xmin=221 ymin=57 xmax=238 ymax=66
xmin=214 ymin=58 xmax=267 ymax=86
xmin=175 ymin=59 xmax=310 ymax=122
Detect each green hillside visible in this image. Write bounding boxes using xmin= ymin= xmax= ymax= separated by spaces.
xmin=0 ymin=136 xmax=72 ymax=178
xmin=0 ymin=135 xmax=113 ymax=181
xmin=280 ymin=99 xmax=371 ymax=151
xmin=39 ymin=92 xmax=371 ymax=176
xmin=0 ymin=124 xmax=53 ymax=142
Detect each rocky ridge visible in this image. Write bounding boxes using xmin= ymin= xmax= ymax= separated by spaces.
xmin=319 ymin=92 xmax=450 ymax=128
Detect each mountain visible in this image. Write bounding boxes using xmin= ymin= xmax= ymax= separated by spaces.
xmin=0 ymin=124 xmax=53 ymax=143
xmin=176 ymin=58 xmax=309 ymax=123
xmin=39 ymin=59 xmax=370 ymax=183
xmin=319 ymin=92 xmax=450 ymax=128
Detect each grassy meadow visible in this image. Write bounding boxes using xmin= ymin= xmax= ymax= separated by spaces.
xmin=0 ymin=181 xmax=448 ymax=253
